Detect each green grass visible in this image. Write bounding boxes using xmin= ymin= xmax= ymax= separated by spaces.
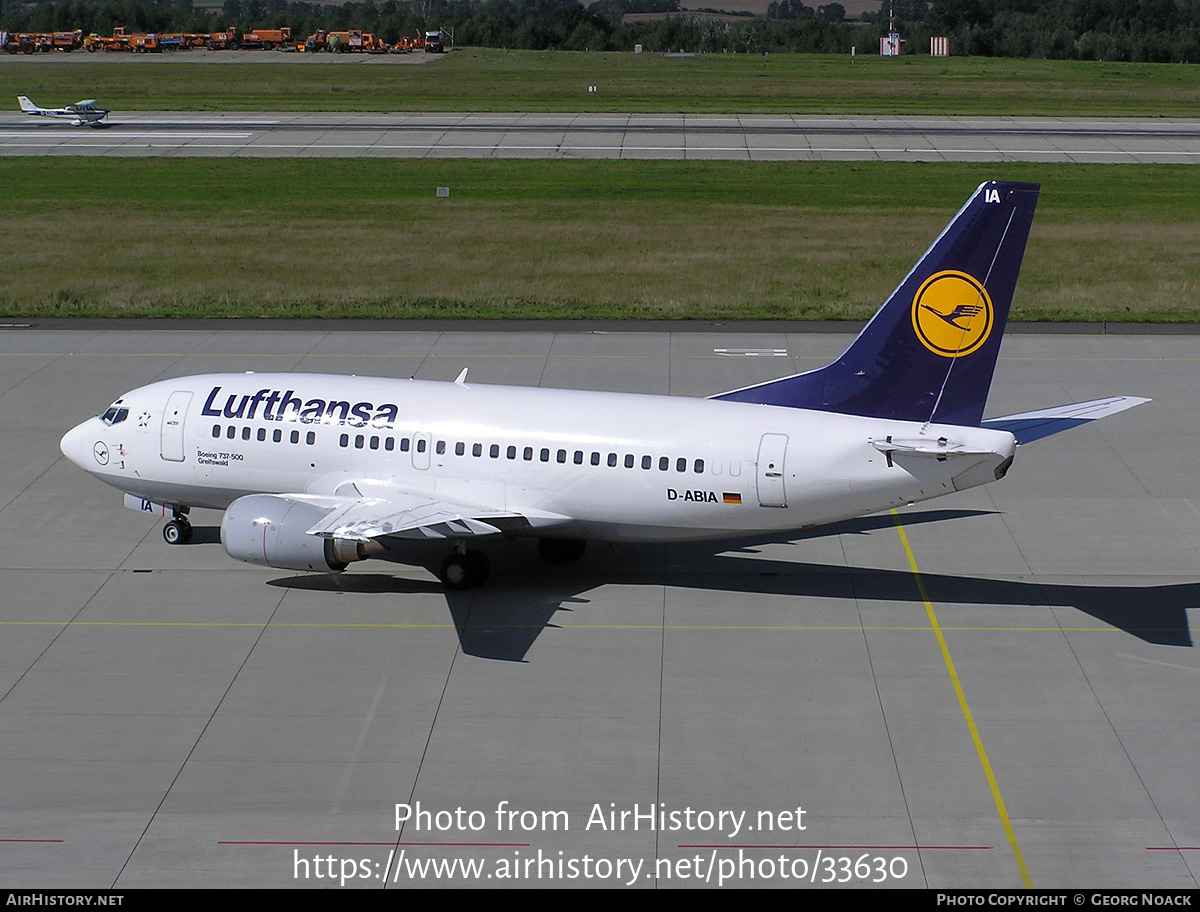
xmin=1 ymin=158 xmax=1196 ymax=322
xmin=5 ymin=50 xmax=1200 ymax=115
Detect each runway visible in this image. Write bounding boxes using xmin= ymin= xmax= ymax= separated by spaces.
xmin=1 ymin=325 xmax=1197 ymax=888
xmin=3 ymin=112 xmax=1200 ymax=161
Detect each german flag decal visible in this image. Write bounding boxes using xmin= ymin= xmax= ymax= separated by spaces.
xmin=723 ymin=493 xmax=742 ymax=505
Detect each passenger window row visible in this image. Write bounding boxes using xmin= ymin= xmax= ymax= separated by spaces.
xmin=335 ymin=434 xmax=706 ymax=473
xmin=206 ymin=425 xmax=713 ymax=475
xmin=211 ymin=425 xmax=315 ymax=446
xmin=339 ymin=434 xmax=397 ymax=452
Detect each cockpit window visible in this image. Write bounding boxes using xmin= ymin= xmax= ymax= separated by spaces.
xmin=100 ymin=406 xmax=129 ymax=426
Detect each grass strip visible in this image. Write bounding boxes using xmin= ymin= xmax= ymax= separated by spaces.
xmin=1 ymin=158 xmax=1195 ymax=322
xmin=4 ymin=50 xmax=1200 ymax=116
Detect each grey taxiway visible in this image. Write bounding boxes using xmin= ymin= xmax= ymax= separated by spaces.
xmin=1 ymin=324 xmax=1198 ymax=888
xmin=3 ymin=112 xmax=1200 ymax=161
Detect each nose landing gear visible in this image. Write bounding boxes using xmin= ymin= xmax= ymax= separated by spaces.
xmin=162 ymin=512 xmax=193 ymax=544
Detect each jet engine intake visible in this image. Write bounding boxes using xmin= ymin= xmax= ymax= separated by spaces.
xmin=221 ymin=494 xmax=375 ymax=572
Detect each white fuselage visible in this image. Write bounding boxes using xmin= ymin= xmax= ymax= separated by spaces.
xmin=26 ymin=106 xmax=106 ymax=125
xmin=60 ymin=372 xmax=1016 ymax=542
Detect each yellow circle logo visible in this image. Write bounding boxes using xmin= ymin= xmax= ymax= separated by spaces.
xmin=911 ymin=271 xmax=993 ymax=358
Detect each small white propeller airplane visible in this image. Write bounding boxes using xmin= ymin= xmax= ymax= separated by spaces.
xmin=17 ymin=94 xmax=108 ymax=126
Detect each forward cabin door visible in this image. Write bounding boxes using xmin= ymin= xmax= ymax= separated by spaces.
xmin=756 ymin=433 xmax=788 ymax=507
xmin=160 ymin=391 xmax=192 ymax=463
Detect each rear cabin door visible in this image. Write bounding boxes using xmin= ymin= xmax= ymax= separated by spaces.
xmin=756 ymin=433 xmax=788 ymax=508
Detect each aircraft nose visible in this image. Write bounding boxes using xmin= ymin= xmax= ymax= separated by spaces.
xmin=59 ymin=420 xmax=91 ymax=468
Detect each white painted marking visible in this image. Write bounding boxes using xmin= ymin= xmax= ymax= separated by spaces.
xmin=0 ymin=132 xmax=253 ymax=139
xmin=123 ymin=120 xmax=281 ymax=126
xmin=714 ymin=348 xmax=789 ymax=357
xmin=1117 ymin=654 xmax=1200 ymax=673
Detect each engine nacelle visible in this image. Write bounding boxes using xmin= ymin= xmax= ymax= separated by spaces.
xmin=221 ymin=494 xmax=373 ymax=572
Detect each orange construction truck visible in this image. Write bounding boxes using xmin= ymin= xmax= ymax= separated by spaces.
xmin=240 ymin=27 xmax=291 ymax=50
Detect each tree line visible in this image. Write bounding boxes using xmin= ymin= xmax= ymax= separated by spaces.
xmin=4 ymin=0 xmax=1200 ymax=61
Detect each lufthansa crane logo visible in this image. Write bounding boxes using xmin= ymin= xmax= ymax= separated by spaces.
xmin=911 ymin=270 xmax=993 ymax=358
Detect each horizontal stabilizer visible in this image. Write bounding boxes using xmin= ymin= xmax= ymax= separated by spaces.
xmin=870 ymin=436 xmax=999 ymax=458
xmin=981 ymin=396 xmax=1149 ymax=444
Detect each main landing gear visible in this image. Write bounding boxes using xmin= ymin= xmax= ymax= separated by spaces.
xmin=162 ymin=512 xmax=193 ymax=545
xmin=440 ymin=549 xmax=490 ymax=591
xmin=437 ymin=538 xmax=588 ymax=590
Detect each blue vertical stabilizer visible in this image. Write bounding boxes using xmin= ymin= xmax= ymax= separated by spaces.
xmin=713 ymin=181 xmax=1040 ymax=428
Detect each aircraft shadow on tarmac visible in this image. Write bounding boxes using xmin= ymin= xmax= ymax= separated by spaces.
xmin=260 ymin=509 xmax=1197 ymax=662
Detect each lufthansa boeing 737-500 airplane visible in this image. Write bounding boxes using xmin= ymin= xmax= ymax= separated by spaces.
xmin=60 ymin=181 xmax=1146 ymax=590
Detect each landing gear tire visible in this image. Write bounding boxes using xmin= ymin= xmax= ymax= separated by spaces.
xmin=538 ymin=538 xmax=586 ymax=565
xmin=163 ymin=518 xmax=192 ymax=545
xmin=440 ymin=550 xmax=490 ymax=590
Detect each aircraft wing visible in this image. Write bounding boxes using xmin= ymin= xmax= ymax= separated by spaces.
xmin=981 ymin=396 xmax=1149 ymax=445
xmin=303 ymin=488 xmax=565 ymax=542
